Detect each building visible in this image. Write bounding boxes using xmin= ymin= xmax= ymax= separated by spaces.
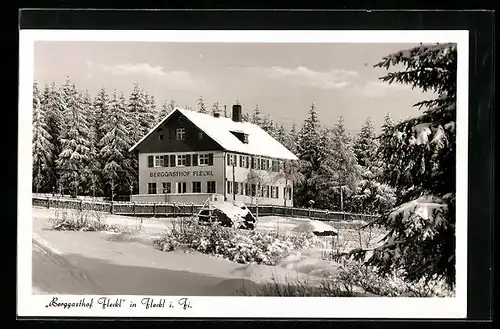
xmin=128 ymin=105 xmax=298 ymax=206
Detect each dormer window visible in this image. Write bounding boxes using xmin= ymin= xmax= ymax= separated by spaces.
xmin=230 ymin=130 xmax=249 ymax=144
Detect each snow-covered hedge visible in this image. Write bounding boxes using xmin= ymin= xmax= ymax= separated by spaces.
xmin=154 ymin=218 xmax=323 ymax=266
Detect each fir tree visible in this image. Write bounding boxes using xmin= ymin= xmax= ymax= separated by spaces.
xmin=251 ymin=104 xmax=261 ymax=126
xmin=32 ymin=81 xmax=53 ymax=193
xmin=354 ymin=117 xmax=379 ymax=168
xmin=357 ymin=43 xmax=458 ymax=289
xmin=295 ymin=103 xmax=325 ymax=207
xmin=211 ymin=101 xmax=220 ymax=115
xmin=99 ymin=90 xmax=132 ymax=199
xmin=156 ymin=101 xmax=171 ymax=122
xmin=41 ymin=82 xmax=66 ymax=192
xmin=350 ymin=116 xmax=396 ymax=214
xmin=56 ymin=79 xmax=92 ymax=197
xmin=197 ymin=95 xmax=207 ymax=113
xmin=127 ymin=83 xmax=147 ymax=143
xmin=317 ymin=118 xmax=361 ymax=211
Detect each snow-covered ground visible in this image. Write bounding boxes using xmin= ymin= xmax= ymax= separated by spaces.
xmin=31 ymin=207 xmax=386 ymax=294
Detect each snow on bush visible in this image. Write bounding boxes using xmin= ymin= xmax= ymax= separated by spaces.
xmin=48 ymin=208 xmax=109 ymax=232
xmin=153 ymin=218 xmax=323 ymax=266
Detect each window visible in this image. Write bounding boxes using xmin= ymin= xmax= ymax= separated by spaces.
xmin=256 ymin=158 xmax=261 ymax=170
xmin=199 ymin=153 xmax=210 ymax=166
xmin=243 ymin=134 xmax=249 ymax=144
xmin=266 ymin=185 xmax=270 ymax=198
xmin=206 ymin=181 xmax=216 ymax=194
xmin=227 ymin=154 xmax=237 ymax=166
xmin=162 ymin=182 xmax=171 ymax=194
xmin=272 ymin=160 xmax=279 ymax=172
xmin=198 ymin=132 xmax=203 ymax=140
xmin=244 ymin=183 xmax=249 ymax=196
xmin=178 ymin=116 xmax=185 ymax=123
xmin=240 ymin=156 xmax=246 ymax=168
xmin=192 ymin=181 xmax=201 ymax=193
xmin=265 ymin=159 xmax=270 ymax=171
xmin=240 ymin=182 xmax=244 ymax=195
xmin=271 ymin=186 xmax=276 ymax=199
xmin=159 ymin=134 xmax=164 ymax=140
xmin=148 ymin=156 xmax=154 ymax=167
xmin=176 ymin=128 xmax=186 ymax=140
xmin=233 ymin=182 xmax=239 ymax=195
xmin=261 ymin=185 xmax=266 ymax=198
xmin=154 ymin=155 xmax=164 ymax=167
xmin=177 ymin=182 xmax=187 ymax=193
xmin=250 ymin=157 xmax=255 ymax=169
xmin=227 ymin=180 xmax=233 ymax=194
xmin=276 ymin=186 xmax=279 ymax=199
xmin=148 ymin=183 xmax=157 ymax=194
xmin=251 ymin=184 xmax=256 ymax=197
xmin=177 ymin=154 xmax=186 ymax=166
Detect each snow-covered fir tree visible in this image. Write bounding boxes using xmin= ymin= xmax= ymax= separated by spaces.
xmin=354 ymin=117 xmax=379 ymax=168
xmin=56 ymin=79 xmax=92 ymax=197
xmin=32 ymin=81 xmax=53 ymax=193
xmin=156 ymin=101 xmax=171 ymax=122
xmin=316 ymin=118 xmax=360 ymax=211
xmin=294 ymin=103 xmax=325 ymax=208
xmin=197 ymin=95 xmax=207 ymax=114
xmin=99 ymin=90 xmax=132 ymax=199
xmin=251 ymin=104 xmax=262 ymax=126
xmin=357 ymin=43 xmax=458 ymax=289
xmin=40 ymin=82 xmax=66 ymax=191
xmin=211 ymin=101 xmax=220 ymax=115
xmin=80 ymin=90 xmax=99 ymax=195
xmin=127 ymin=83 xmax=148 ymax=143
xmin=350 ymin=116 xmax=396 ymax=214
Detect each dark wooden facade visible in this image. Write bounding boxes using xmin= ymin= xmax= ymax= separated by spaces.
xmin=134 ymin=110 xmax=225 ymax=154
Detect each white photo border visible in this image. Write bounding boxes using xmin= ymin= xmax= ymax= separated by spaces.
xmin=18 ymin=29 xmax=469 ymax=318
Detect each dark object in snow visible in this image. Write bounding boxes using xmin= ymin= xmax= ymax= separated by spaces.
xmin=292 ymin=222 xmax=338 ymax=237
xmin=313 ymin=230 xmax=338 ymax=237
xmin=198 ymin=201 xmax=256 ymax=230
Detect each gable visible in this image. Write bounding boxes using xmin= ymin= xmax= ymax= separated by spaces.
xmin=133 ymin=110 xmax=224 ymax=154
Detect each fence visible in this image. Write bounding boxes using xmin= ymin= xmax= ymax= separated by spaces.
xmin=32 ymin=196 xmax=380 ymax=222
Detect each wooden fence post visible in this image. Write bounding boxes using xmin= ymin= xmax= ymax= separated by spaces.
xmin=47 ymin=197 xmax=51 ymax=209
xmin=133 ymin=202 xmax=136 ymax=216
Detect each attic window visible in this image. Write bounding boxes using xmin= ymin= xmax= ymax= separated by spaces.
xmin=159 ymin=134 xmax=164 ymax=140
xmin=198 ymin=132 xmax=204 ymax=140
xmin=178 ymin=116 xmax=185 ymax=123
xmin=230 ymin=130 xmax=249 ymax=144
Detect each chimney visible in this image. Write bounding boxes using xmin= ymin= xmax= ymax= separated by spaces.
xmin=232 ymin=104 xmax=242 ymax=122
xmin=213 ymin=112 xmax=221 ymax=118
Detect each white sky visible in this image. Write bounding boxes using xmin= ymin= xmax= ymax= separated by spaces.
xmin=34 ymin=41 xmax=431 ymax=133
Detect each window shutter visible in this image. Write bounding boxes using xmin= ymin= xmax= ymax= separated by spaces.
xmin=186 ymin=154 xmax=191 ymax=166
xmin=170 ymin=155 xmax=176 ymax=167
xmin=163 ymin=155 xmax=169 ymax=167
xmin=148 ymin=156 xmax=153 ymax=167
xmin=208 ymin=153 xmax=214 ymax=165
xmin=192 ymin=154 xmax=198 ymax=166
xmin=226 ymin=154 xmax=230 ymax=166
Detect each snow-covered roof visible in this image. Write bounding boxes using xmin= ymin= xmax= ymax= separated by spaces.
xmin=129 ymin=108 xmax=298 ymax=160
